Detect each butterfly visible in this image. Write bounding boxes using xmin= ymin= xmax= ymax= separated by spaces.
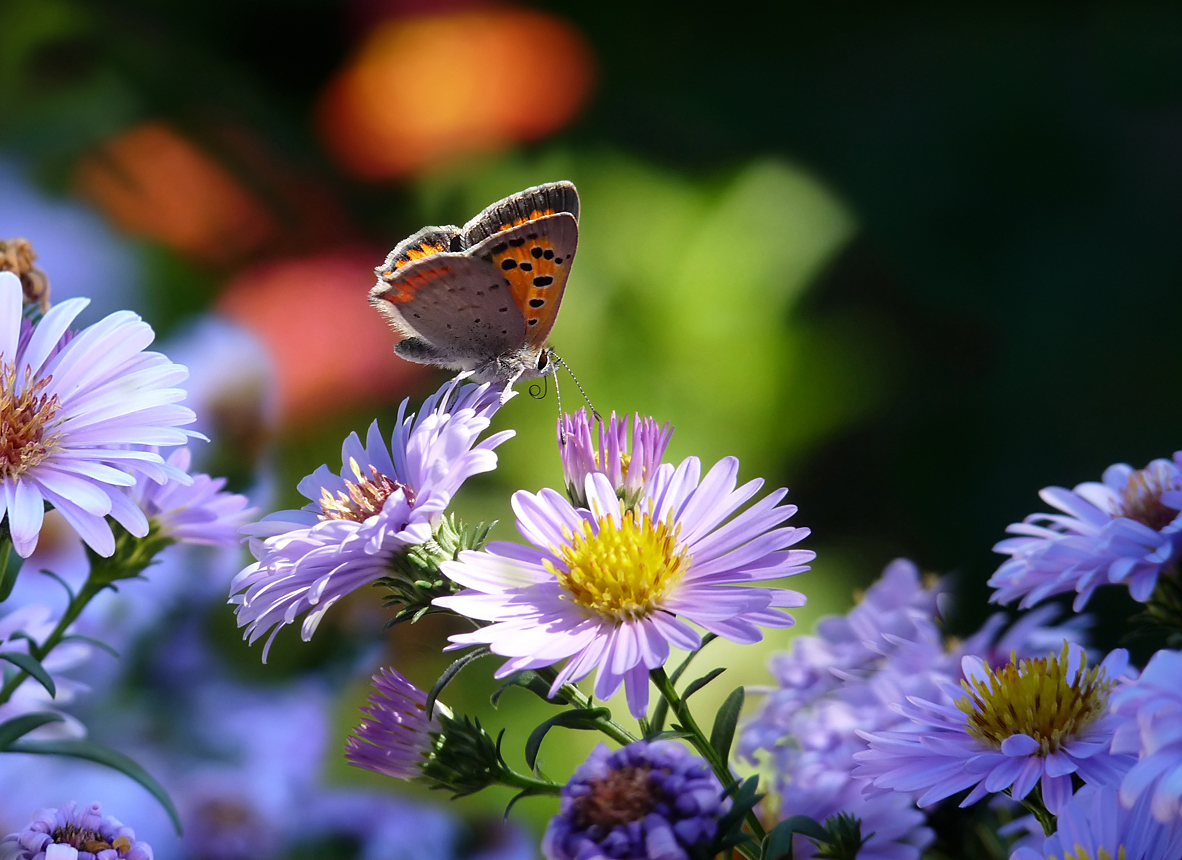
xmin=369 ymin=181 xmax=579 ymax=392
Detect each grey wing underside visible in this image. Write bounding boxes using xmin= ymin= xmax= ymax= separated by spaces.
xmin=369 ymin=253 xmax=526 ymax=364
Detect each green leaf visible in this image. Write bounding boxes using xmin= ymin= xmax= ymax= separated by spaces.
xmin=682 ymin=667 xmax=726 ymax=701
xmin=6 ymin=739 xmax=182 ymax=834
xmin=763 ymin=816 xmax=829 ymax=860
xmin=0 ymin=650 xmax=55 ymax=698
xmin=426 ymin=647 xmax=491 ymax=717
xmin=714 ymin=775 xmax=763 ymax=853
xmin=490 ymin=670 xmax=569 ymax=708
xmin=502 ymin=786 xmax=551 ymax=820
xmin=0 ymin=712 xmax=64 ymax=748
xmin=647 ymin=634 xmax=719 ymax=736
xmin=59 ymin=634 xmax=119 ymax=659
xmin=709 ymin=686 xmax=744 ymax=766
xmin=525 ymin=707 xmax=611 ymax=771
xmin=0 ymin=539 xmax=21 ymax=602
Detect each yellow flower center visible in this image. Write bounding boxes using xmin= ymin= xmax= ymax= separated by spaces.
xmin=546 ymin=508 xmax=691 ymax=621
xmin=956 ymin=643 xmax=1114 ymax=755
xmin=1117 ymin=463 xmax=1179 ymax=531
xmin=0 ymin=361 xmax=62 ymax=480
xmin=319 ymin=458 xmax=414 ymax=523
xmin=1059 ymin=846 xmax=1125 ymax=860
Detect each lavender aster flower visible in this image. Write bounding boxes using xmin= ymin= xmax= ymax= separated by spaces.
xmin=542 ymin=741 xmax=727 ymax=860
xmin=345 ymin=668 xmax=443 ymax=781
xmin=854 ymin=642 xmax=1133 ymax=814
xmin=230 ymin=380 xmax=512 ymax=657
xmin=559 ymin=409 xmax=672 ymax=508
xmin=1011 ymin=784 xmax=1182 ymax=860
xmin=0 ymin=801 xmax=152 ymax=860
xmin=1110 ymin=648 xmax=1182 ymax=823
xmin=129 ymin=448 xmax=253 ymax=546
xmin=437 ymin=457 xmax=812 ymax=718
xmin=990 ymin=454 xmax=1182 ymax=610
xmin=0 ymin=272 xmax=195 ymax=558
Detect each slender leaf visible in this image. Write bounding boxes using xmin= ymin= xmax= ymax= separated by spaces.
xmin=0 ymin=539 xmax=21 ymax=602
xmin=503 ymin=786 xmax=551 ymax=820
xmin=709 ymin=687 xmax=744 ymax=765
xmin=426 ymin=647 xmax=491 ymax=717
xmin=525 ymin=708 xmax=611 ymax=771
xmin=59 ymin=634 xmax=120 ymax=659
xmin=763 ymin=816 xmax=829 ymax=860
xmin=0 ymin=712 xmax=63 ymax=749
xmin=647 ymin=634 xmax=720 ymax=736
xmin=682 ymin=667 xmax=726 ymax=701
xmin=714 ymin=775 xmax=763 ymax=853
xmin=6 ymin=739 xmax=182 ymax=833
xmin=38 ymin=569 xmax=74 ymax=603
xmin=0 ymin=651 xmax=55 ymax=698
xmin=491 ymin=670 xmax=567 ymax=708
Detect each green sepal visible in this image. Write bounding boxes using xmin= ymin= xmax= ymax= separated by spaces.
xmin=6 ymin=739 xmax=182 ymax=834
xmin=525 ymin=707 xmax=612 ymax=771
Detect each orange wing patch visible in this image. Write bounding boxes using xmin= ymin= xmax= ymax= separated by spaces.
xmin=379 ymin=241 xmax=449 ymax=277
xmin=479 ymin=234 xmax=570 ymax=341
xmin=378 ymin=259 xmax=456 ymax=304
xmin=496 ymin=208 xmax=555 ymax=232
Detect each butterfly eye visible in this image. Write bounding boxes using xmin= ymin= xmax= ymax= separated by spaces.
xmin=537 ymin=352 xmax=550 ymax=371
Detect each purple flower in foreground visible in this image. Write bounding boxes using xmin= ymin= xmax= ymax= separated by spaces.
xmin=130 ymin=448 xmax=253 ymax=546
xmin=854 ymin=642 xmax=1133 ymax=814
xmin=990 ymin=454 xmax=1182 ymax=610
xmin=0 ymin=605 xmax=92 ymax=739
xmin=559 ymin=409 xmax=672 ymax=508
xmin=1110 ymin=649 xmax=1182 ymax=823
xmin=437 ymin=457 xmax=812 ymax=718
xmin=230 ymin=380 xmax=511 ymax=658
xmin=345 ymin=668 xmax=443 ymax=781
xmin=0 ymin=272 xmax=195 ymax=558
xmin=1011 ymin=784 xmax=1182 ymax=860
xmin=543 ymin=741 xmax=726 ymax=860
xmin=0 ymin=800 xmax=153 ymax=860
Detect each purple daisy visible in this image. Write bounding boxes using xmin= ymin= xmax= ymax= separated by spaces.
xmin=436 ymin=457 xmax=812 ymax=718
xmin=128 ymin=447 xmax=254 ymax=547
xmin=559 ymin=409 xmax=673 ymax=508
xmin=853 ymin=642 xmax=1134 ymax=814
xmin=990 ymin=454 xmax=1182 ymax=610
xmin=1011 ymin=784 xmax=1182 ymax=860
xmin=0 ymin=800 xmax=153 ymax=860
xmin=345 ymin=668 xmax=443 ymax=781
xmin=1110 ymin=648 xmax=1182 ymax=823
xmin=230 ymin=379 xmax=512 ymax=658
xmin=542 ymin=741 xmax=727 ymax=860
xmin=0 ymin=271 xmax=195 ymax=558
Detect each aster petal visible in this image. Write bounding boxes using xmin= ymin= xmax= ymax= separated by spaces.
xmin=0 ymin=273 xmax=22 ymax=361
xmin=6 ymin=479 xmax=44 ymax=557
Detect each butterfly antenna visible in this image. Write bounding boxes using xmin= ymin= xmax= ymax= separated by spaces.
xmin=551 ymin=352 xmax=598 ymax=421
xmin=552 ymin=367 xmax=567 ymax=445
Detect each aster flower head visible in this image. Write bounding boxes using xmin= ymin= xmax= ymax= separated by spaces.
xmin=230 ymin=380 xmax=512 ymax=658
xmin=990 ymin=454 xmax=1182 ymax=611
xmin=0 ymin=272 xmax=195 ymax=558
xmin=1110 ymin=648 xmax=1182 ymax=824
xmin=128 ymin=447 xmax=254 ymax=547
xmin=0 ymin=800 xmax=153 ymax=860
xmin=559 ymin=409 xmax=673 ymax=508
xmin=437 ymin=456 xmax=812 ymax=718
xmin=1011 ymin=784 xmax=1182 ymax=860
xmin=345 ymin=668 xmax=444 ymax=781
xmin=542 ymin=741 xmax=728 ymax=860
xmin=854 ymin=641 xmax=1133 ymax=814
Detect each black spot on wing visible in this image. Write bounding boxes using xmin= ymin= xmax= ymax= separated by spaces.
xmin=533 ymin=276 xmax=553 ymax=287
xmin=529 ymin=298 xmax=545 ymax=308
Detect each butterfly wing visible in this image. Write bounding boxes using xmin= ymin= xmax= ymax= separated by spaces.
xmin=369 ymin=253 xmax=526 ymax=363
xmin=461 ymin=181 xmax=580 ymax=247
xmin=375 ymin=226 xmax=462 ymax=277
xmin=466 ymin=212 xmax=577 ymax=348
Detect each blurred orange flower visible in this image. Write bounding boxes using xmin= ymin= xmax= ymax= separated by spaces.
xmin=75 ymin=122 xmax=278 ymax=267
xmin=317 ymin=8 xmax=594 ymax=179
xmin=217 ymin=250 xmax=428 ymax=424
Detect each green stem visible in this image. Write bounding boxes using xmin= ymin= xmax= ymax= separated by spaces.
xmin=498 ymin=767 xmax=563 ymax=795
xmin=534 ymin=667 xmax=640 ymax=746
xmin=1016 ymin=789 xmax=1056 ymax=837
xmin=650 ymin=667 xmax=766 ymax=845
xmin=0 ymin=577 xmax=103 ymax=706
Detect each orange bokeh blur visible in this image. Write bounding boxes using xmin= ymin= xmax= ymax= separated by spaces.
xmin=317 ymin=8 xmax=594 ymax=180
xmin=75 ymin=123 xmax=278 ymax=267
xmin=217 ymin=250 xmax=428 ymax=424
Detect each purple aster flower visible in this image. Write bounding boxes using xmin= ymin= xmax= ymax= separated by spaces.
xmin=0 ymin=800 xmax=153 ymax=860
xmin=345 ymin=668 xmax=443 ymax=781
xmin=0 ymin=272 xmax=195 ymax=558
xmin=0 ymin=604 xmax=92 ymax=739
xmin=436 ymin=457 xmax=812 ymax=718
xmin=1011 ymin=784 xmax=1182 ymax=860
xmin=854 ymin=642 xmax=1134 ymax=814
xmin=990 ymin=454 xmax=1182 ymax=610
xmin=559 ymin=409 xmax=673 ymax=508
xmin=230 ymin=379 xmax=512 ymax=658
xmin=542 ymin=741 xmax=727 ymax=860
xmin=1110 ymin=648 xmax=1182 ymax=823
xmin=129 ymin=447 xmax=253 ymax=546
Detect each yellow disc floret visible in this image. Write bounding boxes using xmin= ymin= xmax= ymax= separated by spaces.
xmin=957 ymin=642 xmax=1114 ymax=755
xmin=547 ymin=507 xmax=691 ymax=622
xmin=1060 ymin=847 xmax=1124 ymax=860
